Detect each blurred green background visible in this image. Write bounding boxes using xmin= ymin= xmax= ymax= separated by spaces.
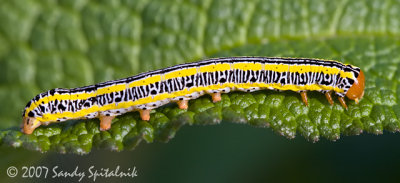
xmin=1 ymin=0 xmax=400 ymax=182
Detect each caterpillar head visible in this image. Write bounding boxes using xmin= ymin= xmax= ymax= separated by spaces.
xmin=346 ymin=70 xmax=365 ymax=103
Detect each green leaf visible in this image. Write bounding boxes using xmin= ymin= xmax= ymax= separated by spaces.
xmin=0 ymin=0 xmax=399 ymax=154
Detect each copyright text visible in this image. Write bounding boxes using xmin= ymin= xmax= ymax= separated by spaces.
xmin=6 ymin=165 xmax=138 ymax=182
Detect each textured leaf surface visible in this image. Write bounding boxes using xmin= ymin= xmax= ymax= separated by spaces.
xmin=0 ymin=0 xmax=399 ymax=154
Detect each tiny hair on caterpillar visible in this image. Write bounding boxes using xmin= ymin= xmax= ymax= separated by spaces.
xmin=21 ymin=57 xmax=365 ymax=134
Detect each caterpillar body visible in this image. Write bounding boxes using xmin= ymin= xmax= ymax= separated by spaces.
xmin=22 ymin=57 xmax=365 ymax=134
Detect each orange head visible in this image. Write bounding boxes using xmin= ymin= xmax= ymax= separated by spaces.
xmin=345 ymin=70 xmax=365 ymax=103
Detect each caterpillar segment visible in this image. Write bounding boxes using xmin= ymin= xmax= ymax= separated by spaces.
xmin=21 ymin=57 xmax=365 ymax=134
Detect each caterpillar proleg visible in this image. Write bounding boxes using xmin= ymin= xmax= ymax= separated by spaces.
xmin=21 ymin=57 xmax=365 ymax=134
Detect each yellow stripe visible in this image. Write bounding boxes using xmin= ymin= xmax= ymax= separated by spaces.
xmin=340 ymin=70 xmax=353 ymax=78
xmin=70 ymin=92 xmax=95 ymax=100
xmin=45 ymin=94 xmax=69 ymax=102
xmin=264 ymin=64 xmax=289 ymax=73
xmin=233 ymin=62 xmax=262 ymax=71
xmin=128 ymin=75 xmax=162 ymax=88
xmin=199 ymin=63 xmax=230 ymax=72
xmin=97 ymin=83 xmax=125 ymax=96
xmin=164 ymin=67 xmax=197 ymax=80
xmin=38 ymin=82 xmax=343 ymax=122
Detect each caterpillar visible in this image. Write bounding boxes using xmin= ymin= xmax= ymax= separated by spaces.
xmin=21 ymin=57 xmax=365 ymax=134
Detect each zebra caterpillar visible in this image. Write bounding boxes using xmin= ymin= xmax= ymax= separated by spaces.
xmin=21 ymin=57 xmax=365 ymax=134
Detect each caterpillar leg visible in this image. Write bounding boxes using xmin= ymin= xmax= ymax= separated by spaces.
xmin=21 ymin=117 xmax=41 ymax=135
xmin=99 ymin=115 xmax=115 ymax=131
xmin=177 ymin=100 xmax=188 ymax=109
xmin=338 ymin=96 xmax=348 ymax=110
xmin=325 ymin=91 xmax=334 ymax=105
xmin=211 ymin=92 xmax=221 ymax=103
xmin=140 ymin=109 xmax=151 ymax=121
xmin=300 ymin=91 xmax=308 ymax=106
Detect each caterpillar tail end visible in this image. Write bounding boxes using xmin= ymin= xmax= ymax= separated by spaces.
xmin=21 ymin=117 xmax=41 ymax=135
xmin=99 ymin=115 xmax=115 ymax=131
xmin=140 ymin=109 xmax=151 ymax=121
xmin=211 ymin=92 xmax=221 ymax=103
